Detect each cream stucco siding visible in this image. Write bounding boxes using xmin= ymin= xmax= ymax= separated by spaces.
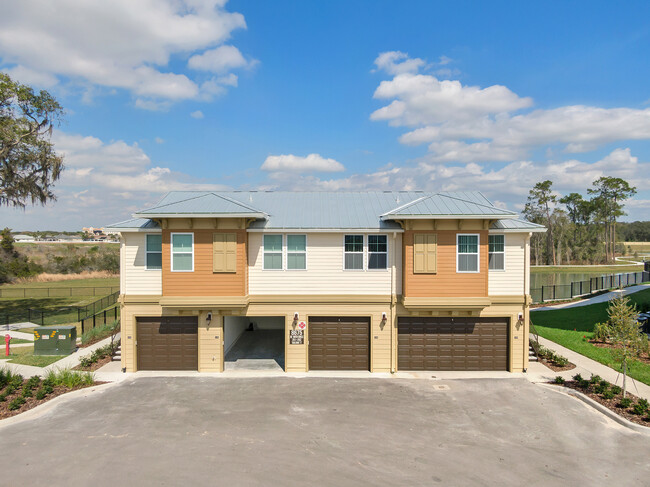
xmin=247 ymin=232 xmax=402 ymax=295
xmin=488 ymin=233 xmax=527 ymax=296
xmin=122 ymin=232 xmax=162 ymax=295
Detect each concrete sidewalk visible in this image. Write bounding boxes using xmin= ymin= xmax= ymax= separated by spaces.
xmin=528 ymin=335 xmax=650 ymax=401
xmin=533 ymin=283 xmax=649 ymax=311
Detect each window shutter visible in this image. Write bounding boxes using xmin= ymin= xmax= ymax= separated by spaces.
xmin=414 ymin=233 xmax=437 ymax=274
xmin=213 ymin=233 xmax=237 ymax=273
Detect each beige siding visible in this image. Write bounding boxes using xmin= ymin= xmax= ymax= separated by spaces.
xmin=248 ymin=232 xmax=402 ymax=295
xmin=122 ymin=232 xmax=162 ymax=295
xmin=488 ymin=233 xmax=526 ymax=296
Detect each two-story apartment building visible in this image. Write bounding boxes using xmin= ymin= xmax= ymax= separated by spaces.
xmin=106 ymin=191 xmax=545 ymax=373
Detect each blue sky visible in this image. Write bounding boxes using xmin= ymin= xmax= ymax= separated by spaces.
xmin=1 ymin=0 xmax=649 ymax=230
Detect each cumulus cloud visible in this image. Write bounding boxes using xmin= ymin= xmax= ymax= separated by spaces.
xmin=190 ymin=110 xmax=204 ymax=119
xmin=261 ymin=154 xmax=345 ymax=173
xmin=372 ymin=52 xmax=650 ymax=162
xmin=0 ymin=0 xmax=253 ymax=107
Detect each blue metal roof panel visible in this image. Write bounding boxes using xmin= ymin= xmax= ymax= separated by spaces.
xmin=105 ymin=218 xmax=160 ymax=230
xmin=491 ymin=219 xmax=546 ymax=231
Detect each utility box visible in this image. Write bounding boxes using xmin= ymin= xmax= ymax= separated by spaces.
xmin=34 ymin=326 xmax=77 ymax=355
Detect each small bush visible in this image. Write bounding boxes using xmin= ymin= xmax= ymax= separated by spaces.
xmin=554 ymin=376 xmax=566 ymax=384
xmin=26 ymin=376 xmax=40 ymax=389
xmin=8 ymin=396 xmax=26 ymax=411
xmin=0 ymin=392 xmax=7 ymax=402
xmin=35 ymin=388 xmax=46 ymax=400
xmin=78 ymin=356 xmax=93 ymax=368
xmin=572 ymin=373 xmax=583 ymax=382
xmin=618 ymin=397 xmax=633 ymax=409
xmin=4 ymin=384 xmax=16 ymax=396
xmin=611 ymin=385 xmax=622 ymax=395
xmin=21 ymin=385 xmax=32 ymax=398
xmin=590 ymin=375 xmax=602 ymax=385
xmin=632 ymin=399 xmax=650 ymax=415
xmin=593 ymin=322 xmax=611 ymax=341
xmin=553 ymin=355 xmax=569 ymax=367
xmin=45 ymin=369 xmax=94 ymax=388
xmin=602 ymin=390 xmax=615 ymax=400
xmin=594 ymin=382 xmax=608 ymax=394
xmin=42 ymin=384 xmax=53 ymax=395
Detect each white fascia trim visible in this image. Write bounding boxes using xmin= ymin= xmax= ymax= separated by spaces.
xmin=380 ymin=214 xmax=517 ymax=220
xmin=247 ymin=228 xmax=404 ymax=233
xmin=489 ymin=228 xmax=546 ymax=233
xmin=132 ymin=212 xmax=267 ymax=219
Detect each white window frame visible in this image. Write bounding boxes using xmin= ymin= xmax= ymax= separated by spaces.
xmin=286 ymin=234 xmax=307 ymax=271
xmin=343 ymin=234 xmax=365 ymax=271
xmin=367 ymin=234 xmax=389 ymax=271
xmin=488 ymin=234 xmax=506 ymax=272
xmin=456 ymin=233 xmax=480 ymax=273
xmin=263 ymin=234 xmax=284 ymax=271
xmin=170 ymin=232 xmax=194 ymax=272
xmin=145 ymin=234 xmax=162 ymax=271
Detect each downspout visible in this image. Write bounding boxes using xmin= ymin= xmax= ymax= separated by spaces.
xmin=391 ymin=231 xmax=397 ymax=373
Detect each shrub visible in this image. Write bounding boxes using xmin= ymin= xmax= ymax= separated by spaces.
xmin=45 ymin=369 xmax=94 ymax=388
xmin=21 ymin=385 xmax=32 ymax=398
xmin=594 ymin=382 xmax=608 ymax=394
xmin=4 ymin=384 xmax=16 ymax=396
xmin=553 ymin=354 xmax=569 ymax=367
xmin=8 ymin=396 xmax=26 ymax=410
xmin=78 ymin=356 xmax=93 ymax=368
xmin=602 ymin=390 xmax=615 ymax=400
xmin=572 ymin=373 xmax=583 ymax=382
xmin=42 ymin=384 xmax=53 ymax=395
xmin=26 ymin=376 xmax=40 ymax=389
xmin=618 ymin=397 xmax=633 ymax=409
xmin=611 ymin=385 xmax=622 ymax=395
xmin=0 ymin=392 xmax=7 ymax=402
xmin=590 ymin=375 xmax=602 ymax=385
xmin=593 ymin=322 xmax=611 ymax=341
xmin=35 ymin=388 xmax=46 ymax=400
xmin=554 ymin=376 xmax=566 ymax=385
xmin=632 ymin=399 xmax=650 ymax=415
xmin=81 ymin=320 xmax=120 ymax=345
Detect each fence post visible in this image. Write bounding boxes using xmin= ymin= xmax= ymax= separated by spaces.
xmin=103 ymin=309 xmax=107 ymax=325
xmin=81 ymin=319 xmax=85 ymax=335
xmin=570 ymin=282 xmax=574 ymax=298
xmin=114 ymin=306 xmax=117 ymax=321
xmin=93 ymin=314 xmax=96 ymax=329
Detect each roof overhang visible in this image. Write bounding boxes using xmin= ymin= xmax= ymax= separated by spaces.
xmin=132 ymin=213 xmax=267 ymax=219
xmin=381 ymin=214 xmax=517 ymax=220
xmin=247 ymin=228 xmax=404 ymax=233
xmin=401 ymin=296 xmax=492 ymax=311
xmin=159 ymin=296 xmax=249 ymax=309
xmin=489 ymin=227 xmax=546 ymax=234
xmin=107 ymin=227 xmax=161 ymax=233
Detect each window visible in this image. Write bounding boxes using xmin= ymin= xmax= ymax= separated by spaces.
xmin=489 ymin=235 xmax=505 ymax=271
xmin=213 ymin=233 xmax=237 ymax=273
xmin=145 ymin=234 xmax=162 ymax=270
xmin=368 ymin=235 xmax=387 ymax=270
xmin=457 ymin=234 xmax=479 ymax=273
xmin=413 ymin=233 xmax=437 ymax=274
xmin=344 ymin=235 xmax=364 ymax=270
xmin=171 ymin=233 xmax=193 ymax=272
xmin=287 ymin=235 xmax=306 ymax=270
xmin=263 ymin=235 xmax=283 ymax=270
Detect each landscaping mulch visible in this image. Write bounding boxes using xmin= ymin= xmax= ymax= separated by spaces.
xmin=550 ymin=380 xmax=650 ymax=427
xmin=538 ymin=357 xmax=576 ymax=372
xmin=0 ymin=382 xmax=95 ymax=420
xmin=73 ymin=354 xmax=113 ymax=372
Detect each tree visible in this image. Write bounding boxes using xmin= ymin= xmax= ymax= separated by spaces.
xmin=0 ymin=72 xmax=64 ymax=207
xmin=606 ymin=294 xmax=648 ymax=398
xmin=524 ymin=180 xmax=557 ymax=265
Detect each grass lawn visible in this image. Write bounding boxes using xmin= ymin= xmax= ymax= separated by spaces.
xmin=0 ymin=296 xmax=98 ymax=325
xmin=0 ymin=277 xmax=119 ymax=289
xmin=7 ymin=338 xmax=32 ymax=344
xmin=531 ymin=264 xmax=643 ymax=274
xmin=531 ymin=289 xmax=650 ymax=386
xmin=4 ymin=346 xmax=66 ymax=367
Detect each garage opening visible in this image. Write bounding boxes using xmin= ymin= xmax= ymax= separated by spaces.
xmin=224 ymin=316 xmax=285 ymax=371
xmin=398 ymin=317 xmax=509 ymax=371
xmin=136 ymin=316 xmax=198 ymax=371
xmin=308 ymin=317 xmax=370 ymax=371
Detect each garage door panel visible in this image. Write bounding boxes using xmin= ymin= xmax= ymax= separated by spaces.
xmin=309 ymin=317 xmax=369 ymax=371
xmin=398 ymin=317 xmax=508 ymax=371
xmin=136 ymin=317 xmax=198 ymax=371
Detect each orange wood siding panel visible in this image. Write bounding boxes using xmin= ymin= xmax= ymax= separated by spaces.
xmin=162 ymin=229 xmax=246 ymax=296
xmin=404 ymin=230 xmax=488 ymax=297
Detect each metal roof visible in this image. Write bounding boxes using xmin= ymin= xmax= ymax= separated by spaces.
xmin=106 ymin=191 xmax=539 ymax=231
xmin=106 ymin=218 xmax=161 ymax=232
xmin=490 ymin=219 xmax=546 ymax=232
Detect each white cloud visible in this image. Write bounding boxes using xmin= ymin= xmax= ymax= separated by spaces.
xmin=188 ymin=45 xmax=255 ymax=73
xmin=373 ymin=51 xmax=427 ymax=75
xmin=0 ymin=0 xmax=252 ymax=107
xmin=190 ymin=110 xmax=204 ymax=119
xmin=261 ymin=154 xmax=345 ymax=173
xmin=372 ymin=52 xmax=650 ymax=163
xmin=155 ymin=137 xmax=164 ymax=144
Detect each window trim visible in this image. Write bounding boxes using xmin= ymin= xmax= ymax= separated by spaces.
xmin=286 ymin=234 xmax=307 ymax=271
xmin=367 ymin=234 xmax=389 ymax=271
xmin=456 ymin=233 xmax=480 ymax=274
xmin=145 ymin=234 xmax=162 ymax=271
xmin=488 ymin=234 xmax=506 ymax=272
xmin=263 ymin=234 xmax=284 ymax=271
xmin=170 ymin=232 xmax=194 ymax=272
xmin=343 ymin=234 xmax=365 ymax=271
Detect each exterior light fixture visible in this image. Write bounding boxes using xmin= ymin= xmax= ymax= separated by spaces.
xmin=206 ymin=312 xmax=212 ymax=327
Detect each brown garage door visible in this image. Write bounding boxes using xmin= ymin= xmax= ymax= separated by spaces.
xmin=398 ymin=317 xmax=508 ymax=371
xmin=309 ymin=317 xmax=370 ymax=370
xmin=136 ymin=316 xmax=198 ymax=370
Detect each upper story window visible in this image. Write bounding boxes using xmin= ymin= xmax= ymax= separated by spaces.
xmin=457 ymin=234 xmax=479 ymax=273
xmin=344 ymin=235 xmax=364 ymax=270
xmin=287 ymin=235 xmax=306 ymax=270
xmin=263 ymin=235 xmax=283 ymax=270
xmin=488 ymin=234 xmax=505 ymax=271
xmin=171 ymin=233 xmax=193 ymax=272
xmin=145 ymin=234 xmax=162 ymax=270
xmin=368 ymin=235 xmax=388 ymax=270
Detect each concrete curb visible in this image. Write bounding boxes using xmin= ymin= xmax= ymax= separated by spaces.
xmin=538 ymin=383 xmax=650 ymax=435
xmin=0 ymin=381 xmax=119 ymax=429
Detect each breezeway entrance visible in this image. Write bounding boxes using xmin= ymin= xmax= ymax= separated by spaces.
xmin=224 ymin=316 xmax=285 ymax=371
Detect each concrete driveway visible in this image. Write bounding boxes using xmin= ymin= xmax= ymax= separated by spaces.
xmin=0 ymin=377 xmax=648 ymax=486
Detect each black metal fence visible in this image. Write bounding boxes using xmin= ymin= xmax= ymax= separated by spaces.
xmin=531 ymin=270 xmax=650 ymax=304
xmin=80 ymin=305 xmax=120 ymax=335
xmin=0 ymin=286 xmax=119 ymax=299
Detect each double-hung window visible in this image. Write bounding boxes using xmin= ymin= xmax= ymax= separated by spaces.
xmin=287 ymin=235 xmax=306 ymax=270
xmin=457 ymin=234 xmax=479 ymax=273
xmin=368 ymin=235 xmax=387 ymax=270
xmin=263 ymin=235 xmax=283 ymax=270
xmin=488 ymin=235 xmax=505 ymax=271
xmin=344 ymin=235 xmax=364 ymax=270
xmin=145 ymin=234 xmax=162 ymax=270
xmin=171 ymin=233 xmax=193 ymax=272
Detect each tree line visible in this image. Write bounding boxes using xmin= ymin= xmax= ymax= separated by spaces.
xmin=523 ymin=177 xmax=637 ymax=265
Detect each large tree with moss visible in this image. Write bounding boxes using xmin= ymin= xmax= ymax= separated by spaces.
xmin=0 ymin=72 xmax=64 ymax=207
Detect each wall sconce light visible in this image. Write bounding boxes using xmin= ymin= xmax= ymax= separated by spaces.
xmin=292 ymin=312 xmax=299 ymax=328
xmin=206 ymin=312 xmax=212 ymax=327
xmin=517 ymin=312 xmax=523 ymax=322
xmin=381 ymin=312 xmax=387 ymax=321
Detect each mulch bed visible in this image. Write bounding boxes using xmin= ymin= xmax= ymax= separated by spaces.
xmin=550 ymin=380 xmax=650 ymax=427
xmin=538 ymin=357 xmax=576 ymax=372
xmin=73 ymin=354 xmax=113 ymax=372
xmin=0 ymin=381 xmax=95 ymax=420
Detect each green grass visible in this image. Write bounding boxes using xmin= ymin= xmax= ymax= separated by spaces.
xmin=0 ymin=296 xmax=96 ymax=325
xmin=0 ymin=277 xmax=119 ymax=289
xmin=81 ymin=320 xmax=119 ymax=345
xmin=44 ymin=368 xmax=94 ymax=387
xmin=7 ymin=338 xmax=31 ymax=344
xmin=531 ymin=264 xmax=643 ymax=274
xmin=532 ymin=289 xmax=650 ymax=385
xmin=5 ymin=346 xmax=66 ymax=367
